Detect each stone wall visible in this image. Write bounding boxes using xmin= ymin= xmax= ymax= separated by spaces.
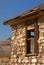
xmin=11 ymin=17 xmax=44 ymax=65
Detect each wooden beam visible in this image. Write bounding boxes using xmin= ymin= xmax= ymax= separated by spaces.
xmin=3 ymin=11 xmax=44 ymax=26
xmin=34 ymin=20 xmax=39 ymax=55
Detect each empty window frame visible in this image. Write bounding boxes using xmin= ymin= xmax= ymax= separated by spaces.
xmin=26 ymin=22 xmax=39 ymax=56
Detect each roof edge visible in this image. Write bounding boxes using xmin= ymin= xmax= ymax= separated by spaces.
xmin=3 ymin=3 xmax=44 ymax=26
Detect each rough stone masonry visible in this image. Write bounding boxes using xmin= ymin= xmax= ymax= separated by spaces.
xmin=11 ymin=16 xmax=44 ymax=65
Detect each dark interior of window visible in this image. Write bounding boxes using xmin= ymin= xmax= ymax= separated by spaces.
xmin=26 ymin=29 xmax=35 ymax=54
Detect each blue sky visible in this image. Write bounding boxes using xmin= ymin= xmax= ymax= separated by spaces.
xmin=0 ymin=0 xmax=44 ymax=41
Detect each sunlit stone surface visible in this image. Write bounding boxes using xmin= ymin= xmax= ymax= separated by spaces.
xmin=11 ymin=17 xmax=44 ymax=65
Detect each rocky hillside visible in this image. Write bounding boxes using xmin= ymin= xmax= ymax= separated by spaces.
xmin=0 ymin=38 xmax=11 ymax=57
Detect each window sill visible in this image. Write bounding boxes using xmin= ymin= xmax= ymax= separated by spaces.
xmin=26 ymin=53 xmax=38 ymax=57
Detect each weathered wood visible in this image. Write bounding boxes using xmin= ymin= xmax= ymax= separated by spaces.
xmin=34 ymin=20 xmax=39 ymax=55
xmin=3 ymin=10 xmax=44 ymax=26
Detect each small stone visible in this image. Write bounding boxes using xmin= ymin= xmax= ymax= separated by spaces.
xmin=39 ymin=46 xmax=42 ymax=49
xmin=11 ymin=52 xmax=13 ymax=54
xmin=18 ymin=58 xmax=21 ymax=63
xmin=11 ymin=59 xmax=14 ymax=62
xmin=22 ymin=59 xmax=25 ymax=62
xmin=22 ymin=51 xmax=25 ymax=54
xmin=25 ymin=60 xmax=29 ymax=63
xmin=14 ymin=55 xmax=16 ymax=57
xmin=39 ymin=49 xmax=42 ymax=52
xmin=15 ymin=63 xmax=18 ymax=65
xmin=42 ymin=59 xmax=44 ymax=63
xmin=31 ymin=58 xmax=37 ymax=63
xmin=11 ymin=36 xmax=15 ymax=40
xmin=22 ymin=43 xmax=25 ymax=46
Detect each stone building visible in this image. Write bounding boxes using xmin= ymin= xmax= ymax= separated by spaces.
xmin=3 ymin=4 xmax=44 ymax=65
